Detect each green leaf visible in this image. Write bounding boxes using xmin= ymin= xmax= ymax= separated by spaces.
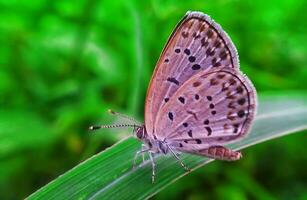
xmin=28 ymin=93 xmax=307 ymax=200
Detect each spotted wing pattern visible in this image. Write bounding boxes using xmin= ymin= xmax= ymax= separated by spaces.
xmin=145 ymin=11 xmax=240 ymax=138
xmin=154 ymin=68 xmax=257 ymax=152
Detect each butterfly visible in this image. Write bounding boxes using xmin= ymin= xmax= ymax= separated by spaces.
xmin=90 ymin=11 xmax=257 ymax=183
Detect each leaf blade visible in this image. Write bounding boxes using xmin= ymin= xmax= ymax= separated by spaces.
xmin=28 ymin=93 xmax=307 ymax=200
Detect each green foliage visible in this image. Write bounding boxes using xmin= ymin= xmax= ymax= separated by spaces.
xmin=0 ymin=0 xmax=306 ymax=199
xmin=0 ymin=110 xmax=55 ymax=158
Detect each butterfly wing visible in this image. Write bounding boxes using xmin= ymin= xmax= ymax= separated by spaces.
xmin=154 ymin=68 xmax=257 ymax=153
xmin=145 ymin=11 xmax=239 ymax=139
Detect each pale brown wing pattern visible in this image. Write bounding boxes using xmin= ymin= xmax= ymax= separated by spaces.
xmin=154 ymin=68 xmax=257 ymax=151
xmin=145 ymin=11 xmax=239 ymax=138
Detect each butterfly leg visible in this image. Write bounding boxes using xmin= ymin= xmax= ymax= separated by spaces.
xmin=133 ymin=145 xmax=150 ymax=169
xmin=141 ymin=144 xmax=146 ymax=163
xmin=148 ymin=152 xmax=156 ymax=183
xmin=167 ymin=144 xmax=190 ymax=172
xmin=200 ymin=146 xmax=242 ymax=161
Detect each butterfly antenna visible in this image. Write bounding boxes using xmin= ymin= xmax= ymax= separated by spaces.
xmin=107 ymin=109 xmax=141 ymax=125
xmin=89 ymin=124 xmax=140 ymax=131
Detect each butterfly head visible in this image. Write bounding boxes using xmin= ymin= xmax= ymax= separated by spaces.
xmin=134 ymin=125 xmax=147 ymax=140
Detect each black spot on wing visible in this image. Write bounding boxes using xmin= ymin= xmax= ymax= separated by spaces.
xmin=203 ymin=119 xmax=209 ymax=125
xmin=167 ymin=77 xmax=179 ymax=85
xmin=192 ymin=64 xmax=201 ymax=70
xmin=168 ymin=112 xmax=174 ymax=120
xmin=178 ymin=96 xmax=185 ymax=104
xmin=238 ymin=98 xmax=246 ymax=105
xmin=184 ymin=48 xmax=190 ymax=55
xmin=188 ymin=56 xmax=196 ymax=62
xmin=205 ymin=127 xmax=212 ymax=136
xmin=188 ymin=130 xmax=193 ymax=137
xmin=237 ymin=110 xmax=245 ymax=118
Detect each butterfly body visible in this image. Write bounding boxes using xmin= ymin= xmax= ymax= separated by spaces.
xmin=135 ymin=123 xmax=242 ymax=162
xmin=135 ymin=125 xmax=169 ymax=154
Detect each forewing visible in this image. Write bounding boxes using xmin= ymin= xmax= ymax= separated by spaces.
xmin=154 ymin=68 xmax=257 ymax=152
xmin=145 ymin=11 xmax=239 ymax=138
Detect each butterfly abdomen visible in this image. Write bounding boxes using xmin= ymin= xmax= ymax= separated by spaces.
xmin=199 ymin=146 xmax=242 ymax=161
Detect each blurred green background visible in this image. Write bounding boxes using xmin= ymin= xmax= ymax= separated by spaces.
xmin=0 ymin=0 xmax=306 ymax=199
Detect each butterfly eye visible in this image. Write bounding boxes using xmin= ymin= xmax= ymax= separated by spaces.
xmin=136 ymin=126 xmax=145 ymax=139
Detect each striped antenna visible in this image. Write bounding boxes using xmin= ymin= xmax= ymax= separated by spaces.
xmin=89 ymin=124 xmax=140 ymax=131
xmin=89 ymin=109 xmax=142 ymax=131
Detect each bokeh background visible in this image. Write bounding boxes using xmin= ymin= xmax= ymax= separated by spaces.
xmin=0 ymin=0 xmax=306 ymax=199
